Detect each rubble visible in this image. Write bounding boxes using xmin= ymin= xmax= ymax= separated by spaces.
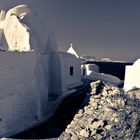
xmin=60 ymin=80 xmax=140 ymax=139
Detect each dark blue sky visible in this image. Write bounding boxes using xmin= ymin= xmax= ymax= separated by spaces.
xmin=0 ymin=0 xmax=140 ymax=62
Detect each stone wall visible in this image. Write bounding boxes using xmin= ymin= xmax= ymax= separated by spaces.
xmin=60 ymin=81 xmax=140 ymax=139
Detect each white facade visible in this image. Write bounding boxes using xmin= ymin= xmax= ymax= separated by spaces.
xmin=0 ymin=5 xmax=83 ymax=137
xmin=124 ymin=59 xmax=140 ymax=91
xmin=60 ymin=52 xmax=82 ymax=91
xmin=48 ymin=52 xmax=82 ymax=96
xmin=81 ymin=64 xmax=100 ymax=76
xmin=0 ymin=52 xmax=49 ymax=136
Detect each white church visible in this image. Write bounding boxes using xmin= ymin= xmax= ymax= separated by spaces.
xmin=0 ymin=4 xmax=137 ymax=138
xmin=0 ymin=5 xmax=82 ymax=137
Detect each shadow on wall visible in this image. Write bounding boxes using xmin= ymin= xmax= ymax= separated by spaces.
xmin=6 ymin=81 xmax=140 ymax=139
xmin=0 ymin=28 xmax=8 ymax=50
xmin=13 ymin=89 xmax=87 ymax=139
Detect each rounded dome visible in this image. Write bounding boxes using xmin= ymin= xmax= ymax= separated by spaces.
xmin=133 ymin=59 xmax=140 ymax=66
xmin=3 ymin=4 xmax=58 ymax=53
xmin=6 ymin=5 xmax=32 ymax=19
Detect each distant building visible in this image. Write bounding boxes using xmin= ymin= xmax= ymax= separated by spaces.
xmin=124 ymin=59 xmax=140 ymax=91
xmin=48 ymin=52 xmax=82 ymax=97
xmin=81 ymin=64 xmax=100 ymax=76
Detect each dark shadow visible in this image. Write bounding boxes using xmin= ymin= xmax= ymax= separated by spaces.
xmin=13 ymin=86 xmax=88 ymax=139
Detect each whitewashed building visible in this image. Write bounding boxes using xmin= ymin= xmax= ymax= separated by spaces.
xmin=48 ymin=52 xmax=82 ymax=96
xmin=81 ymin=63 xmax=122 ymax=86
xmin=124 ymin=59 xmax=140 ymax=91
xmin=0 ymin=5 xmax=82 ymax=137
xmin=81 ymin=64 xmax=100 ymax=76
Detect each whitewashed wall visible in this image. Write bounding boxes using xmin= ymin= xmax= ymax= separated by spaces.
xmin=81 ymin=64 xmax=100 ymax=76
xmin=60 ymin=53 xmax=82 ymax=91
xmin=48 ymin=52 xmax=82 ymax=96
xmin=124 ymin=59 xmax=140 ymax=91
xmin=4 ymin=15 xmax=31 ymax=51
xmin=0 ymin=51 xmax=49 ymax=137
xmin=2 ymin=5 xmax=55 ymax=54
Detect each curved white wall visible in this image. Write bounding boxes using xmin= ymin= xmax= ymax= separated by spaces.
xmin=0 ymin=51 xmax=49 ymax=137
xmin=4 ymin=15 xmax=31 ymax=51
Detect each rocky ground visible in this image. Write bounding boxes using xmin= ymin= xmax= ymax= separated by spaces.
xmin=59 ymin=81 xmax=140 ymax=140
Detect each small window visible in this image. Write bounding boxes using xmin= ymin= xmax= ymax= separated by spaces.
xmin=83 ymin=68 xmax=86 ymax=76
xmin=70 ymin=66 xmax=74 ymax=76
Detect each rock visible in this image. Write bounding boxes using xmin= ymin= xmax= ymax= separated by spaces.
xmin=102 ymin=90 xmax=108 ymax=97
xmin=87 ymin=118 xmax=94 ymax=124
xmin=105 ymin=125 xmax=112 ymax=130
xmin=78 ymin=109 xmax=84 ymax=114
xmin=59 ymin=132 xmax=71 ymax=140
xmin=60 ymin=81 xmax=140 ymax=139
xmin=96 ymin=134 xmax=102 ymax=139
xmin=90 ymin=130 xmax=96 ymax=136
xmin=71 ymin=134 xmax=79 ymax=140
xmin=90 ymin=80 xmax=101 ymax=88
xmin=79 ymin=129 xmax=90 ymax=137
xmin=92 ymin=120 xmax=104 ymax=129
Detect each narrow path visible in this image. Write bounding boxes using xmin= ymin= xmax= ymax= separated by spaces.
xmin=13 ymin=90 xmax=87 ymax=139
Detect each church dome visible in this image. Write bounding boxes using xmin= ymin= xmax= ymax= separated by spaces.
xmin=133 ymin=59 xmax=140 ymax=66
xmin=6 ymin=5 xmax=32 ymax=19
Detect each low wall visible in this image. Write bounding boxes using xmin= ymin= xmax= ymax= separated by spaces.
xmin=85 ymin=61 xmax=133 ymax=80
